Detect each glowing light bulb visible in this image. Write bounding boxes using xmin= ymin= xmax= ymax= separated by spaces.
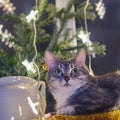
xmin=78 ymin=30 xmax=95 ymax=58
xmin=22 ymin=59 xmax=36 ymax=73
xmin=26 ymin=10 xmax=38 ymax=22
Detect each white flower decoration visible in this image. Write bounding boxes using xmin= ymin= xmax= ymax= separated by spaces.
xmin=78 ymin=30 xmax=92 ymax=46
xmin=95 ymin=0 xmax=106 ymax=19
xmin=26 ymin=10 xmax=38 ymax=22
xmin=0 ymin=0 xmax=16 ymax=14
xmin=22 ymin=59 xmax=36 ymax=73
xmin=78 ymin=30 xmax=95 ymax=58
xmin=1 ymin=29 xmax=15 ymax=48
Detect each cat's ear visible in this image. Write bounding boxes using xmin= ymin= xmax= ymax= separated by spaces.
xmin=74 ymin=49 xmax=86 ymax=67
xmin=45 ymin=51 xmax=57 ymax=69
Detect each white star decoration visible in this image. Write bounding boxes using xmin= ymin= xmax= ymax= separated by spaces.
xmin=78 ymin=30 xmax=92 ymax=46
xmin=78 ymin=30 xmax=95 ymax=58
xmin=22 ymin=59 xmax=36 ymax=73
xmin=26 ymin=10 xmax=38 ymax=22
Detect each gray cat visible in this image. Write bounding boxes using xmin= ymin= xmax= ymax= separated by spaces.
xmin=45 ymin=49 xmax=120 ymax=115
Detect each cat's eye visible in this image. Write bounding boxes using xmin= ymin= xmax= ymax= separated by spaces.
xmin=54 ymin=69 xmax=63 ymax=76
xmin=71 ymin=68 xmax=79 ymax=76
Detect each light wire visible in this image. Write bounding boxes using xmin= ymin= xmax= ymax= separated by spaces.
xmin=32 ymin=0 xmax=46 ymax=119
xmin=84 ymin=0 xmax=94 ymax=76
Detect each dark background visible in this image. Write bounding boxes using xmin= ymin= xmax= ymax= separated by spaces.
xmin=0 ymin=0 xmax=120 ymax=75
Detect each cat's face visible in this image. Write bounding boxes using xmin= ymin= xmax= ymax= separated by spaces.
xmin=45 ymin=49 xmax=89 ymax=94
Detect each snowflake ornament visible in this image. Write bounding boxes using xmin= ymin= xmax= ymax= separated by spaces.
xmin=78 ymin=30 xmax=95 ymax=58
xmin=26 ymin=10 xmax=39 ymax=22
xmin=95 ymin=0 xmax=106 ymax=19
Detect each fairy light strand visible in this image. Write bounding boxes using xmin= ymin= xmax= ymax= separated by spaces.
xmin=32 ymin=14 xmax=46 ymax=120
xmin=32 ymin=0 xmax=46 ymax=119
xmin=84 ymin=0 xmax=94 ymax=76
xmin=25 ymin=0 xmax=46 ymax=119
xmin=32 ymin=12 xmax=43 ymax=120
xmin=84 ymin=0 xmax=89 ymax=34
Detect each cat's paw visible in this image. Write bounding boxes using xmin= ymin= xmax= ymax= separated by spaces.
xmin=57 ymin=106 xmax=75 ymax=115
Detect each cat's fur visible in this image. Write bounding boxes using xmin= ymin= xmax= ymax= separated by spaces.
xmin=45 ymin=49 xmax=120 ymax=115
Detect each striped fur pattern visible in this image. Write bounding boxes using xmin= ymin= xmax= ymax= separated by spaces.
xmin=45 ymin=49 xmax=120 ymax=115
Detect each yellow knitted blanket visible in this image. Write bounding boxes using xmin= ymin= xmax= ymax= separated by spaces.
xmin=49 ymin=110 xmax=120 ymax=120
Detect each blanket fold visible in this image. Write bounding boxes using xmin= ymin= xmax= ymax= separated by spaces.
xmin=49 ymin=110 xmax=120 ymax=120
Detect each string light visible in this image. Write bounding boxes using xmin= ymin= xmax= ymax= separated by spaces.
xmin=26 ymin=10 xmax=39 ymax=23
xmin=78 ymin=30 xmax=91 ymax=45
xmin=78 ymin=30 xmax=95 ymax=58
xmin=22 ymin=59 xmax=36 ymax=73
xmin=24 ymin=0 xmax=46 ymax=119
xmin=29 ymin=1 xmax=47 ymax=119
xmin=83 ymin=0 xmax=94 ymax=76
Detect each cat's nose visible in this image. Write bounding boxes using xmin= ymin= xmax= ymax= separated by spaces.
xmin=64 ymin=75 xmax=70 ymax=82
